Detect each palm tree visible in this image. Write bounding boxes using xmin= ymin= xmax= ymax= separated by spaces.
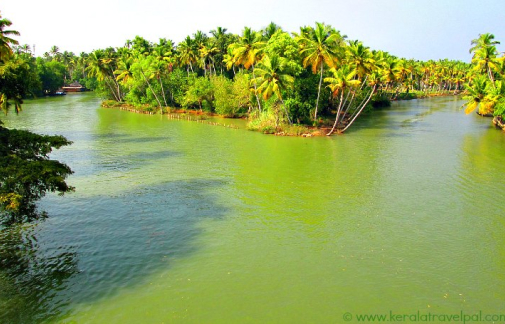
xmin=262 ymin=22 xmax=281 ymax=40
xmin=19 ymin=44 xmax=30 ymax=54
xmin=229 ymin=27 xmax=265 ymax=111
xmin=324 ymin=65 xmax=360 ymax=135
xmin=50 ymin=45 xmax=60 ymax=60
xmin=470 ymin=33 xmax=500 ymax=54
xmin=87 ymin=50 xmax=121 ymax=101
xmin=177 ymin=36 xmax=197 ymax=77
xmin=346 ymin=41 xmax=374 ymax=81
xmin=132 ymin=56 xmax=163 ymax=111
xmin=223 ymin=47 xmax=237 ymax=75
xmin=210 ymin=27 xmax=229 ymax=74
xmin=251 ymin=54 xmax=294 ymax=124
xmin=463 ymin=74 xmax=491 ymax=115
xmin=115 ymin=56 xmax=135 ymax=88
xmin=472 ymin=45 xmax=500 ymax=84
xmin=0 ymin=13 xmax=20 ymax=62
xmin=295 ymin=22 xmax=346 ymax=121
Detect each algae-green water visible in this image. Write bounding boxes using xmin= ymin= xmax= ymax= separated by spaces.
xmin=1 ymin=93 xmax=504 ymax=323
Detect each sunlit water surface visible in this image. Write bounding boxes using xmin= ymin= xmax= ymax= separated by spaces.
xmin=1 ymin=93 xmax=504 ymax=323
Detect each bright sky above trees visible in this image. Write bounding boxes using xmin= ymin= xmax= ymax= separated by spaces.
xmin=2 ymin=0 xmax=504 ymax=61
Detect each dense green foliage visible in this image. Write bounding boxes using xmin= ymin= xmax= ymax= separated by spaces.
xmin=6 ymin=12 xmax=505 ymax=132
xmin=0 ymin=126 xmax=74 ymax=225
xmin=463 ymin=33 xmax=505 ymax=123
xmin=2 ymin=16 xmax=480 ymax=133
xmin=0 ymin=12 xmax=74 ymax=225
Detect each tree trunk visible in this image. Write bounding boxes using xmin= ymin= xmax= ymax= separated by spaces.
xmin=340 ymin=85 xmax=377 ymax=133
xmin=314 ymin=61 xmax=324 ymax=121
xmin=280 ymin=97 xmax=292 ymax=125
xmin=105 ymin=78 xmax=120 ymax=102
xmin=109 ymin=67 xmax=122 ymax=101
xmin=327 ymin=90 xmax=345 ymax=136
xmin=158 ymin=76 xmax=168 ymax=106
xmin=251 ymin=64 xmax=262 ymax=112
xmin=141 ymin=69 xmax=163 ymax=111
xmin=488 ymin=66 xmax=495 ymax=86
xmin=338 ymin=90 xmax=356 ymax=127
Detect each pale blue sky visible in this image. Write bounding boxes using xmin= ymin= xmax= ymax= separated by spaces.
xmin=3 ymin=0 xmax=504 ymax=61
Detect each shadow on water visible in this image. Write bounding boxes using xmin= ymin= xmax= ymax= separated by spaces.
xmin=0 ymin=224 xmax=78 ymax=324
xmin=37 ymin=178 xmax=228 ymax=322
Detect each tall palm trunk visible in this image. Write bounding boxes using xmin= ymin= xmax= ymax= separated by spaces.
xmin=140 ymin=69 xmax=163 ymax=112
xmin=327 ymin=90 xmax=345 ymax=135
xmin=314 ymin=61 xmax=324 ymax=121
xmin=341 ymin=85 xmax=377 ymax=133
xmin=109 ymin=67 xmax=122 ymax=101
xmin=251 ymin=64 xmax=262 ymax=112
xmin=279 ymin=97 xmax=292 ymax=125
xmin=158 ymin=76 xmax=168 ymax=106
xmin=104 ymin=78 xmax=120 ymax=102
xmin=488 ymin=66 xmax=495 ymax=86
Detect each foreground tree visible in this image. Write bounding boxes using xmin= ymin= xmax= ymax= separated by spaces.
xmin=0 ymin=14 xmax=74 ymax=225
xmin=0 ymin=13 xmax=20 ymax=62
xmin=0 ymin=126 xmax=74 ymax=225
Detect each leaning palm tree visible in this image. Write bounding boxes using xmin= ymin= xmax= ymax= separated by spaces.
xmin=251 ymin=54 xmax=294 ymax=124
xmin=324 ymin=65 xmax=360 ymax=135
xmin=0 ymin=13 xmax=20 ymax=62
xmin=86 ymin=50 xmax=121 ymax=101
xmin=294 ymin=22 xmax=346 ymax=121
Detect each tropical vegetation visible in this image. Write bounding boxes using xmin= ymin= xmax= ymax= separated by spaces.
xmin=2 ymin=17 xmax=478 ymax=136
xmin=0 ymin=12 xmax=73 ymax=225
xmin=463 ymin=33 xmax=505 ymax=129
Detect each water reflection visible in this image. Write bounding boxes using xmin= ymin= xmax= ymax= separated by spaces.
xmin=0 ymin=224 xmax=78 ymax=324
xmin=37 ymin=179 xmax=228 ymax=320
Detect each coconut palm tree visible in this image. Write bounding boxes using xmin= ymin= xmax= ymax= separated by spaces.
xmin=470 ymin=33 xmax=500 ymax=54
xmin=87 ymin=50 xmax=121 ymax=101
xmin=115 ymin=56 xmax=135 ymax=88
xmin=210 ymin=27 xmax=230 ymax=74
xmin=294 ymin=22 xmax=346 ymax=121
xmin=324 ymin=65 xmax=360 ymax=135
xmin=346 ymin=41 xmax=374 ymax=81
xmin=472 ymin=45 xmax=500 ymax=84
xmin=463 ymin=74 xmax=489 ymax=115
xmin=0 ymin=13 xmax=20 ymax=62
xmin=262 ymin=22 xmax=281 ymax=40
xmin=49 ymin=45 xmax=60 ymax=61
xmin=132 ymin=56 xmax=163 ymax=111
xmin=177 ymin=36 xmax=198 ymax=77
xmin=251 ymin=54 xmax=294 ymax=124
xmin=229 ymin=27 xmax=265 ymax=111
xmin=223 ymin=47 xmax=237 ymax=75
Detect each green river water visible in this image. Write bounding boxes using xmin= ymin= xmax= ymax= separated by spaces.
xmin=1 ymin=93 xmax=504 ymax=323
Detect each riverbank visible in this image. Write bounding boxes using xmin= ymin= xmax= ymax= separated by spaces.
xmin=101 ymin=91 xmax=463 ymax=137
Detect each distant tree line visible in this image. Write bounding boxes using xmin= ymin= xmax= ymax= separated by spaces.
xmin=4 ymin=21 xmax=479 ymax=134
